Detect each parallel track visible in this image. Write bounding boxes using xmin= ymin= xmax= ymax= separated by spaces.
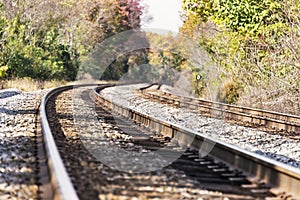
xmin=139 ymin=84 xmax=300 ymax=135
xmin=39 ymin=84 xmax=300 ymax=199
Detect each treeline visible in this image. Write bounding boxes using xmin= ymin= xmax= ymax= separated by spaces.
xmin=0 ymin=0 xmax=143 ymax=81
xmin=179 ymin=0 xmax=300 ymax=113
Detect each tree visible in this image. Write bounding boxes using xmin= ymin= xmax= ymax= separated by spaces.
xmin=0 ymin=0 xmax=146 ymax=81
xmin=180 ymin=0 xmax=300 ymax=109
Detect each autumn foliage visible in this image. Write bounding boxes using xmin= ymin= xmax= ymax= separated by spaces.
xmin=0 ymin=0 xmax=144 ymax=81
xmin=180 ymin=0 xmax=300 ymax=114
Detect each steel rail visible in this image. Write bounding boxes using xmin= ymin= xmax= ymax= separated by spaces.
xmin=40 ymin=85 xmax=79 ymax=200
xmin=93 ymin=86 xmax=300 ymax=199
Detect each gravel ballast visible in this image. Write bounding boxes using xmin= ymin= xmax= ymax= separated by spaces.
xmin=49 ymin=87 xmax=261 ymax=199
xmin=0 ymin=88 xmax=47 ymax=199
xmin=100 ymin=84 xmax=300 ymax=169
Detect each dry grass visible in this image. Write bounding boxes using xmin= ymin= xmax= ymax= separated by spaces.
xmin=237 ymin=86 xmax=300 ymax=116
xmin=0 ymin=78 xmax=68 ymax=92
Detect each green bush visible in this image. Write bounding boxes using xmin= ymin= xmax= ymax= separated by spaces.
xmin=0 ymin=0 xmax=145 ymax=82
xmin=0 ymin=11 xmax=79 ymax=81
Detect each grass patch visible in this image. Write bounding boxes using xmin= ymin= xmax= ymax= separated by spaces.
xmin=0 ymin=78 xmax=68 ymax=92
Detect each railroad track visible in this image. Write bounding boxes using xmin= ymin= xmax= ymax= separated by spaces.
xmin=39 ymin=84 xmax=300 ymax=199
xmin=139 ymin=84 xmax=300 ymax=136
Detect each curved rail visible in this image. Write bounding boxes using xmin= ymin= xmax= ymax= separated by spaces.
xmin=38 ymin=83 xmax=300 ymax=199
xmin=140 ymin=86 xmax=300 ymax=134
xmin=40 ymin=85 xmax=79 ymax=200
xmin=93 ymin=85 xmax=300 ymax=198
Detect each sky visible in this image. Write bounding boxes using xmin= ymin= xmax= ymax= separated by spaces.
xmin=141 ymin=0 xmax=183 ymax=33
